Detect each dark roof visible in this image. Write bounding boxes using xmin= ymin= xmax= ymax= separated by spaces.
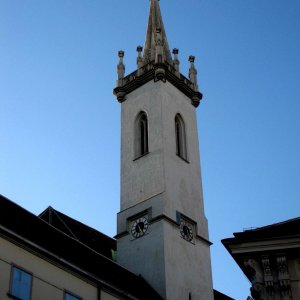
xmin=0 ymin=194 xmax=163 ymax=300
xmin=214 ymin=290 xmax=235 ymax=300
xmin=39 ymin=206 xmax=116 ymax=259
xmin=224 ymin=217 xmax=300 ymax=243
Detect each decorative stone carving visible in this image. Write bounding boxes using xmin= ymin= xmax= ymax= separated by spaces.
xmin=276 ymin=256 xmax=292 ymax=299
xmin=117 ymin=50 xmax=125 ymax=83
xmin=142 ymin=0 xmax=173 ymax=65
xmin=155 ymin=28 xmax=164 ymax=63
xmin=245 ymin=259 xmax=265 ymax=300
xmin=261 ymin=256 xmax=274 ymax=296
xmin=188 ymin=55 xmax=199 ymax=91
xmin=173 ymin=48 xmax=180 ymax=76
xmin=136 ymin=46 xmax=144 ymax=76
xmin=277 ymin=256 xmax=289 ymax=277
xmin=113 ymin=60 xmax=202 ymax=106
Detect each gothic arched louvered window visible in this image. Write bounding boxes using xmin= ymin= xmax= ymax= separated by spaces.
xmin=175 ymin=114 xmax=187 ymax=160
xmin=135 ymin=111 xmax=149 ymax=158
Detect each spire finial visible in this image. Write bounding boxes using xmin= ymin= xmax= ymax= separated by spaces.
xmin=143 ymin=0 xmax=172 ymax=65
xmin=188 ymin=55 xmax=199 ymax=91
xmin=117 ymin=50 xmax=125 ymax=86
xmin=136 ymin=46 xmax=143 ymax=76
xmin=173 ymin=48 xmax=180 ymax=76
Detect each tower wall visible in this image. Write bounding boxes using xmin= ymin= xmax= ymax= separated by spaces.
xmin=120 ymin=80 xmax=165 ymax=211
xmin=160 ymin=80 xmax=208 ymax=238
xmin=120 ymin=80 xmax=208 ymax=237
xmin=117 ymin=218 xmax=167 ymax=298
xmin=164 ymin=221 xmax=214 ymax=300
xmin=117 ymin=80 xmax=213 ymax=299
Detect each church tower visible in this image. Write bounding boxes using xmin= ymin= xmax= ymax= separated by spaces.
xmin=113 ymin=1 xmax=213 ymax=299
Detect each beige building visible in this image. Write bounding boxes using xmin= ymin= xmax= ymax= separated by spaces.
xmin=0 ymin=194 xmax=163 ymax=300
xmin=222 ymin=218 xmax=300 ymax=300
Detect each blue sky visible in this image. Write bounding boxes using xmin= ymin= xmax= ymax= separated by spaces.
xmin=1 ymin=1 xmax=300 ymax=299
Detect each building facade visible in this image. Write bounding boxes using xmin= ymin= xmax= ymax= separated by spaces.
xmin=222 ymin=218 xmax=300 ymax=300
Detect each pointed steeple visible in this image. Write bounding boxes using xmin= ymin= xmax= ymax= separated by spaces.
xmin=113 ymin=0 xmax=202 ymax=107
xmin=143 ymin=0 xmax=172 ymax=65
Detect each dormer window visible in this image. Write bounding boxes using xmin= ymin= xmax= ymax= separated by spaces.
xmin=175 ymin=114 xmax=187 ymax=160
xmin=135 ymin=111 xmax=149 ymax=158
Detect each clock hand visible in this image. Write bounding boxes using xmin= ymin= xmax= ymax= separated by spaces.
xmin=137 ymin=224 xmax=142 ymax=233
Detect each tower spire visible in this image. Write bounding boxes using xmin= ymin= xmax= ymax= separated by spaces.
xmin=143 ymin=0 xmax=172 ymax=65
xmin=113 ymin=0 xmax=202 ymax=107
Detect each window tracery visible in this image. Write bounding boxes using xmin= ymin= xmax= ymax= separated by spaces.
xmin=135 ymin=111 xmax=149 ymax=158
xmin=175 ymin=114 xmax=187 ymax=160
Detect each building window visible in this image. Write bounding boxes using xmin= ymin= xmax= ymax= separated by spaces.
xmin=65 ymin=291 xmax=81 ymax=300
xmin=9 ymin=266 xmax=32 ymax=300
xmin=135 ymin=111 xmax=149 ymax=158
xmin=175 ymin=114 xmax=187 ymax=160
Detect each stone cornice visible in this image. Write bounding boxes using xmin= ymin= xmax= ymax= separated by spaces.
xmin=223 ymin=236 xmax=300 ymax=255
xmin=113 ymin=61 xmax=203 ymax=107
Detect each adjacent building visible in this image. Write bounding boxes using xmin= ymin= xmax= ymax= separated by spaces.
xmin=222 ymin=218 xmax=300 ymax=300
xmin=0 ymin=194 xmax=163 ymax=300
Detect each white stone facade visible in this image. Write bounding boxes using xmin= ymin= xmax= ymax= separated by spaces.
xmin=117 ymin=79 xmax=213 ymax=299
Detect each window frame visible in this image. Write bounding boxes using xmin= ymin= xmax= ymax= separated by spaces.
xmin=8 ymin=265 xmax=33 ymax=300
xmin=175 ymin=114 xmax=188 ymax=161
xmin=64 ymin=291 xmax=82 ymax=300
xmin=134 ymin=111 xmax=149 ymax=159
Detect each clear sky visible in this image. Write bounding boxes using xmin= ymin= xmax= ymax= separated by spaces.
xmin=1 ymin=1 xmax=299 ymax=299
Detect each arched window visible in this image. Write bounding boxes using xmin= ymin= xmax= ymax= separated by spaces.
xmin=175 ymin=114 xmax=187 ymax=160
xmin=135 ymin=111 xmax=149 ymax=158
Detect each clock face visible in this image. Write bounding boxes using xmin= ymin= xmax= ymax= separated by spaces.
xmin=180 ymin=220 xmax=193 ymax=241
xmin=131 ymin=217 xmax=149 ymax=238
